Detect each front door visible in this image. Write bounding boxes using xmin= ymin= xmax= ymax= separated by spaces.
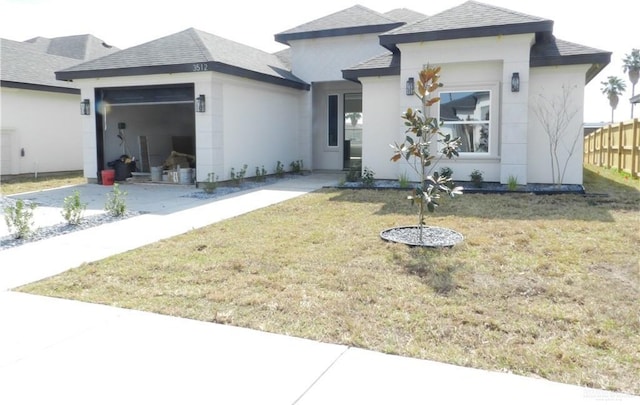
xmin=343 ymin=93 xmax=362 ymax=170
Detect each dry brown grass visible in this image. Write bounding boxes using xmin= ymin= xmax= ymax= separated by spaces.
xmin=1 ymin=171 xmax=86 ymax=196
xmin=18 ymin=165 xmax=640 ymax=394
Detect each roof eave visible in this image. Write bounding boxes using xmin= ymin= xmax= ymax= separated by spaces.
xmin=56 ymin=63 xmax=310 ymax=91
xmin=342 ymin=65 xmax=400 ymax=82
xmin=1 ymin=80 xmax=80 ymax=95
xmin=275 ymin=22 xmax=404 ymax=45
xmin=530 ymin=52 xmax=611 ymax=84
xmin=380 ymin=21 xmax=553 ymax=49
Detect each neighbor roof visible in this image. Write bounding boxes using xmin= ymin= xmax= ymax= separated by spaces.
xmin=1 ymin=39 xmax=81 ymax=93
xmin=56 ymin=28 xmax=309 ymax=90
xmin=631 ymin=94 xmax=640 ymax=104
xmin=274 ymin=5 xmax=405 ymax=45
xmin=24 ymin=34 xmax=119 ymax=61
xmin=379 ymin=1 xmax=553 ymax=51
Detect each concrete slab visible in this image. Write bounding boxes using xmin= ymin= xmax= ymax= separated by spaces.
xmin=296 ymin=347 xmax=640 ymax=404
xmin=0 ymin=292 xmax=348 ymax=405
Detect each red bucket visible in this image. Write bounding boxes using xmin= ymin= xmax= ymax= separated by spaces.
xmin=101 ymin=169 xmax=115 ymax=186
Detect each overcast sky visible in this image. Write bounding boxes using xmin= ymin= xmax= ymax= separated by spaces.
xmin=1 ymin=0 xmax=638 ymax=123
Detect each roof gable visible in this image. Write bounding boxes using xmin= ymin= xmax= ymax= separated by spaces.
xmin=275 ymin=5 xmax=404 ymax=45
xmin=380 ymin=1 xmax=553 ymax=51
xmin=383 ymin=8 xmax=427 ymax=24
xmin=56 ymin=28 xmax=309 ymax=90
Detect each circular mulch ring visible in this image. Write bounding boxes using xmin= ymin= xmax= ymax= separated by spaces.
xmin=380 ymin=226 xmax=463 ymax=248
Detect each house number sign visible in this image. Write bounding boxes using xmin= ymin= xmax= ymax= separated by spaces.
xmin=192 ymin=63 xmax=209 ymax=72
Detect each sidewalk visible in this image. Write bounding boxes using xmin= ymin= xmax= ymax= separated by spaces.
xmin=0 ymin=173 xmax=638 ymax=404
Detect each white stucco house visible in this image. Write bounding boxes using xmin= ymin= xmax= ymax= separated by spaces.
xmin=0 ymin=35 xmax=118 ymax=177
xmin=54 ymin=1 xmax=610 ymax=185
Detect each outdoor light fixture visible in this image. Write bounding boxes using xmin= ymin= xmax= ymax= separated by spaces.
xmin=80 ymin=99 xmax=91 ymax=115
xmin=196 ymin=94 xmax=206 ymax=112
xmin=406 ymin=77 xmax=415 ymax=96
xmin=511 ymin=72 xmax=520 ymax=92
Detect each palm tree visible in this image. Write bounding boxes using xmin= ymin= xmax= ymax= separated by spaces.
xmin=601 ymin=76 xmax=627 ymax=123
xmin=622 ymin=49 xmax=640 ymax=118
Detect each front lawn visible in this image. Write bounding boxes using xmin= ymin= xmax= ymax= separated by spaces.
xmin=17 ymin=165 xmax=640 ymax=395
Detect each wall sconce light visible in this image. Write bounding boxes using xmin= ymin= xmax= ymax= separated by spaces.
xmin=196 ymin=94 xmax=206 ymax=113
xmin=511 ymin=72 xmax=520 ymax=92
xmin=80 ymin=99 xmax=91 ymax=115
xmin=406 ymin=77 xmax=415 ymax=96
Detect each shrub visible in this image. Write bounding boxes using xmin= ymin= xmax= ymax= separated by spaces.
xmin=290 ymin=160 xmax=303 ymax=174
xmin=61 ymin=190 xmax=87 ymax=225
xmin=346 ymin=166 xmax=360 ymax=182
xmin=255 ymin=166 xmax=267 ymax=182
xmin=275 ymin=161 xmax=285 ymax=178
xmin=507 ymin=175 xmax=518 ymax=191
xmin=398 ymin=172 xmax=411 ymax=188
xmin=105 ymin=183 xmax=127 ymax=217
xmin=4 ymin=199 xmax=36 ymax=239
xmin=230 ymin=164 xmax=248 ymax=186
xmin=470 ymin=169 xmax=484 ymax=187
xmin=362 ymin=167 xmax=375 ymax=187
xmin=439 ymin=166 xmax=453 ymax=178
xmin=201 ymin=172 xmax=219 ymax=194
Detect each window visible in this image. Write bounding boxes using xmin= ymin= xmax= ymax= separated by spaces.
xmin=328 ymin=95 xmax=338 ymax=147
xmin=439 ymin=91 xmax=491 ymax=153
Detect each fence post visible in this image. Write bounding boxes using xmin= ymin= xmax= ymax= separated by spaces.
xmin=618 ymin=122 xmax=624 ymax=172
xmin=632 ymin=119 xmax=639 ymax=178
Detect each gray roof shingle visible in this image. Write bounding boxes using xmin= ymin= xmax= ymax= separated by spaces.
xmin=342 ymin=51 xmax=399 ymax=82
xmin=57 ymin=28 xmax=309 ymax=90
xmin=380 ymin=1 xmax=553 ymax=50
xmin=383 ymin=8 xmax=427 ymax=24
xmin=1 ymin=38 xmax=81 ymax=93
xmin=274 ymin=5 xmax=405 ymax=45
xmin=25 ymin=34 xmax=118 ymax=61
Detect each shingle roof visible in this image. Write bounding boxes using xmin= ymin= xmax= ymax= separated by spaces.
xmin=1 ymin=38 xmax=81 ymax=93
xmin=631 ymin=94 xmax=640 ymax=104
xmin=530 ymin=35 xmax=611 ymax=83
xmin=380 ymin=1 xmax=552 ymax=51
xmin=274 ymin=5 xmax=404 ymax=45
xmin=383 ymin=8 xmax=427 ymax=24
xmin=342 ymin=52 xmax=399 ymax=82
xmin=25 ymin=34 xmax=118 ymax=61
xmin=56 ymin=28 xmax=309 ymax=90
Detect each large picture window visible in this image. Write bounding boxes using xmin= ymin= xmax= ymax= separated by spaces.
xmin=439 ymin=91 xmax=491 ymax=153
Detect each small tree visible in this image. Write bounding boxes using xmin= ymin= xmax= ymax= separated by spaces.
xmin=390 ymin=66 xmax=463 ymax=242
xmin=532 ymin=85 xmax=581 ymax=186
xmin=622 ymin=48 xmax=640 ymax=118
xmin=600 ymin=76 xmax=627 ymax=123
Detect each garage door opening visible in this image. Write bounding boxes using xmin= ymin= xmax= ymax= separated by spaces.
xmin=96 ymin=84 xmax=196 ymax=183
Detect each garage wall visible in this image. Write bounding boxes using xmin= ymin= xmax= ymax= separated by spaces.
xmin=1 ymin=87 xmax=81 ymax=175
xmin=220 ymin=76 xmax=307 ymax=181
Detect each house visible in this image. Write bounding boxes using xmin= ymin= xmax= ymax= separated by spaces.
xmin=54 ymin=1 xmax=610 ymax=185
xmin=0 ymin=35 xmax=118 ymax=177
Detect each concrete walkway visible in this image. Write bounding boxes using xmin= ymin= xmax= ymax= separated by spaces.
xmin=0 ymin=174 xmax=637 ymax=404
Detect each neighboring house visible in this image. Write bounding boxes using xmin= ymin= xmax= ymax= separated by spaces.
xmin=55 ymin=1 xmax=610 ymax=185
xmin=631 ymin=94 xmax=640 ymax=104
xmin=0 ymin=35 xmax=118 ymax=177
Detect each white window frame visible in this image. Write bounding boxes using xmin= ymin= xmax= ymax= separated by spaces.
xmin=436 ymin=83 xmax=500 ymax=158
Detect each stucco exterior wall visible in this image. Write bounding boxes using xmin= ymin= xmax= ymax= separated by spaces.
xmin=528 ymin=65 xmax=588 ymax=185
xmin=398 ymin=34 xmax=534 ymax=183
xmin=359 ymin=76 xmax=401 ymax=180
xmin=289 ymin=33 xmax=389 ymax=83
xmin=1 ymin=87 xmax=81 ymax=176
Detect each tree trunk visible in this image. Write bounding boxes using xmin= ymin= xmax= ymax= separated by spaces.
xmin=609 ymin=94 xmax=619 ymax=123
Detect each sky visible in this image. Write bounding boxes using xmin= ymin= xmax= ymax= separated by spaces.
xmin=1 ymin=0 xmax=638 ymax=123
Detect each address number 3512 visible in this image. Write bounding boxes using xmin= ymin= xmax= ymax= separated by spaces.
xmin=193 ymin=63 xmax=209 ymax=72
